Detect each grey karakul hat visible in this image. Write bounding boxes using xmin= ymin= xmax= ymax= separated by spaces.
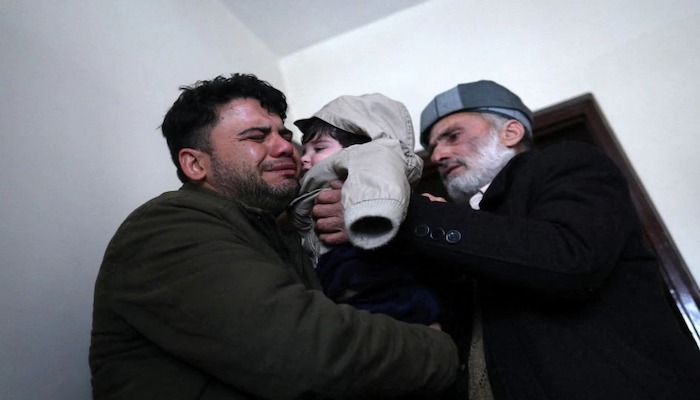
xmin=419 ymin=80 xmax=533 ymax=149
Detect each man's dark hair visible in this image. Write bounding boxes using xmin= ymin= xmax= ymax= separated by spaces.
xmin=300 ymin=117 xmax=370 ymax=148
xmin=161 ymin=73 xmax=288 ymax=183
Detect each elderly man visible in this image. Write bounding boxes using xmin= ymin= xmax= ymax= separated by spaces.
xmin=89 ymin=74 xmax=459 ymax=400
xmin=315 ymin=80 xmax=700 ymax=400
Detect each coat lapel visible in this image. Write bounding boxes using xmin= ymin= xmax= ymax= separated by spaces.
xmin=479 ymin=149 xmax=537 ymax=211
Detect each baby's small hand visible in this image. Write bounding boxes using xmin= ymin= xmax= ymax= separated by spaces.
xmin=428 ymin=322 xmax=442 ymax=331
xmin=421 ymin=193 xmax=447 ymax=203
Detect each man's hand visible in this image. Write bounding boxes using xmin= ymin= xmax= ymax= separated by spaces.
xmin=421 ymin=192 xmax=447 ymax=203
xmin=312 ymin=180 xmax=349 ymax=245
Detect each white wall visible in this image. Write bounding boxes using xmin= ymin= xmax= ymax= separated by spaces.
xmin=281 ymin=0 xmax=700 ymax=284
xmin=0 ymin=1 xmax=282 ymax=398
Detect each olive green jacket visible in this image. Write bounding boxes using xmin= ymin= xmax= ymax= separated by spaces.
xmin=90 ymin=184 xmax=458 ymax=399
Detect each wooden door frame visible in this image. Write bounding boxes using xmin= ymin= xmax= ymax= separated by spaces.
xmin=417 ymin=93 xmax=700 ymax=346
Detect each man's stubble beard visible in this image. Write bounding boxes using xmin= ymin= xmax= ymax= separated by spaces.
xmin=209 ymin=153 xmax=300 ymax=216
xmin=443 ymin=131 xmax=516 ymax=205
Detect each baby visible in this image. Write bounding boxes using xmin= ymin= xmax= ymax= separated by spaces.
xmin=289 ymin=93 xmax=442 ymax=326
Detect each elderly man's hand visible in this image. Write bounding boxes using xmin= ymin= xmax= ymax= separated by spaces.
xmin=312 ymin=180 xmax=349 ymax=245
xmin=421 ymin=192 xmax=447 ymax=202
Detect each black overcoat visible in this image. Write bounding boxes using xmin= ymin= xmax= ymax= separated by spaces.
xmin=396 ymin=140 xmax=700 ymax=400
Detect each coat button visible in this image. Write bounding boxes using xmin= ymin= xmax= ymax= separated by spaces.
xmin=414 ymin=224 xmax=429 ymax=237
xmin=429 ymin=228 xmax=445 ymax=241
xmin=446 ymin=230 xmax=462 ymax=243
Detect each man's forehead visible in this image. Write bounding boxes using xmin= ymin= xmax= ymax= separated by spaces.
xmin=430 ymin=112 xmax=486 ymax=137
xmin=217 ymin=98 xmax=283 ymax=124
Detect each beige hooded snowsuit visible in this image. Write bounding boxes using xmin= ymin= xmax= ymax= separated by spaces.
xmin=289 ymin=93 xmax=423 ymax=264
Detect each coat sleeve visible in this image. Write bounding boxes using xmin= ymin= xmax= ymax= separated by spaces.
xmin=102 ymin=198 xmax=458 ymax=399
xmin=334 ymin=138 xmax=422 ymax=249
xmin=396 ymin=142 xmax=637 ymax=299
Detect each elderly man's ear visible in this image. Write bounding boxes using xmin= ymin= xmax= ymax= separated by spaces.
xmin=500 ymin=120 xmax=526 ymax=148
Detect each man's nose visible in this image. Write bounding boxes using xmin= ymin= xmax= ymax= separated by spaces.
xmin=269 ymin=132 xmax=294 ymax=156
xmin=430 ymin=144 xmax=448 ymax=165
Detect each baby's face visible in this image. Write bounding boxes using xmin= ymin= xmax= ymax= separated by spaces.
xmin=300 ymin=135 xmax=343 ymax=172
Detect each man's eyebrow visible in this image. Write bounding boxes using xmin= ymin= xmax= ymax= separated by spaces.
xmin=432 ymin=126 xmax=456 ymax=141
xmin=428 ymin=125 xmax=459 ymax=149
xmin=238 ymin=126 xmax=272 ymax=136
xmin=438 ymin=123 xmax=461 ymax=135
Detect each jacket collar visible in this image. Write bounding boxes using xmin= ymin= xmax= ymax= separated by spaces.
xmin=480 ymin=148 xmax=538 ymax=210
xmin=180 ymin=182 xmax=271 ymax=216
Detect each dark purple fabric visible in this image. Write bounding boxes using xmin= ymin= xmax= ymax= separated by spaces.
xmin=317 ymin=243 xmax=441 ymax=325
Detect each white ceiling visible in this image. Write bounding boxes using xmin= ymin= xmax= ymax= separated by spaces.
xmin=220 ymin=0 xmax=429 ymax=56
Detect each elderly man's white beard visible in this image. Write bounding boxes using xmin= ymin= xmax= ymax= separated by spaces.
xmin=443 ymin=132 xmax=516 ymax=205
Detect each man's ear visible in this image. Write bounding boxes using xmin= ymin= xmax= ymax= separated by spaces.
xmin=500 ymin=120 xmax=526 ymax=148
xmin=178 ymin=148 xmax=209 ymax=182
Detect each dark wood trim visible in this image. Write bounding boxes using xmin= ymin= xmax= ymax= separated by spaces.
xmin=416 ymin=94 xmax=700 ymax=347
